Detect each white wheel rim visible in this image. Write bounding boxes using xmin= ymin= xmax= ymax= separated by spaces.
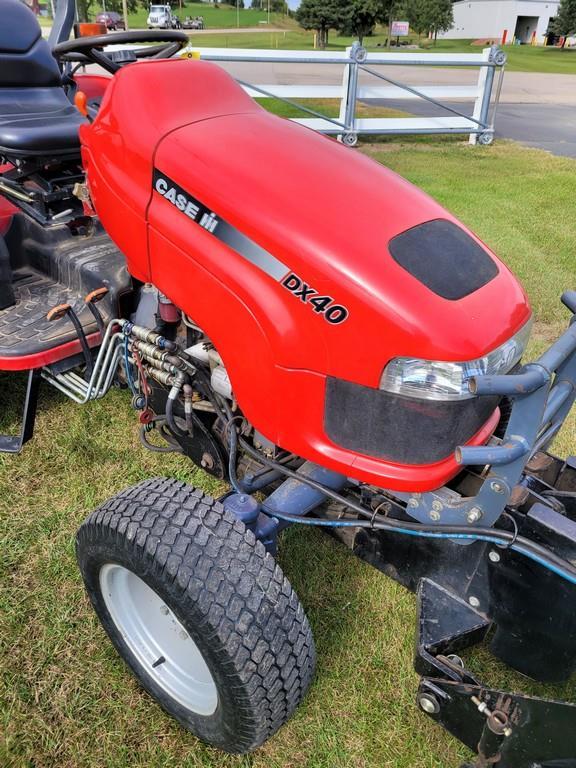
xmin=99 ymin=564 xmax=218 ymax=716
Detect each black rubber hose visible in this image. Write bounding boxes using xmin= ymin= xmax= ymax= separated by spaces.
xmin=165 ymin=395 xmax=187 ymax=438
xmin=237 ymin=436 xmax=576 ymax=585
xmin=139 ymin=418 xmax=182 ymax=453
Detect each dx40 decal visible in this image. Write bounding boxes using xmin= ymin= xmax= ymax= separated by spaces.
xmin=281 ymin=273 xmax=349 ymax=325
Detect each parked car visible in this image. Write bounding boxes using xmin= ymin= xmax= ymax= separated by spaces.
xmin=147 ymin=4 xmax=180 ymax=29
xmin=95 ymin=11 xmax=126 ymax=30
xmin=182 ymin=15 xmax=204 ymax=29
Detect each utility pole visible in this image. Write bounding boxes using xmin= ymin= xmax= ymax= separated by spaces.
xmin=236 ymin=0 xmax=239 ymax=27
xmin=267 ymin=0 xmax=270 ymax=25
xmin=122 ymin=0 xmax=128 ymax=29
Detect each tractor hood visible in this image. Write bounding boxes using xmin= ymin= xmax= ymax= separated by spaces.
xmin=82 ymin=58 xmax=529 ymax=389
xmin=81 ymin=58 xmax=531 ymax=490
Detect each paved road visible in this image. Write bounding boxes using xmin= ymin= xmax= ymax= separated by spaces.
xmin=213 ymin=62 xmax=576 ymax=106
xmin=211 ymin=62 xmax=576 ymax=157
xmin=371 ymin=98 xmax=576 ymax=158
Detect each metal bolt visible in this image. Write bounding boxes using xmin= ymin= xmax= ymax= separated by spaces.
xmin=490 ymin=480 xmax=505 ymax=494
xmin=408 ymin=497 xmax=419 ymax=508
xmin=419 ymin=693 xmax=440 ymax=715
xmin=432 ymin=500 xmax=443 ymax=512
xmin=201 ymin=452 xmax=214 ymax=469
xmin=467 ymin=507 xmax=483 ymax=524
xmin=469 ymin=596 xmax=480 ymax=608
xmin=160 ymin=604 xmax=169 ymax=616
xmin=489 ymin=550 xmax=501 ymax=563
xmin=429 ymin=510 xmax=441 ymax=522
xmin=179 ymin=629 xmax=188 ymax=640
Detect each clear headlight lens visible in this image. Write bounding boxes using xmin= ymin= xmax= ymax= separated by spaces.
xmin=379 ymin=320 xmax=532 ymax=401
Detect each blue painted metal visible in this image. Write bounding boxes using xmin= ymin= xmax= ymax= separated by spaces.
xmin=542 ymin=380 xmax=573 ymax=427
xmin=457 ymin=436 xmax=529 ymax=466
xmin=470 ymin=364 xmax=549 ymax=396
xmin=263 ymin=461 xmax=349 ymax=529
xmin=224 ymin=462 xmax=349 ymax=554
xmin=561 ymin=290 xmax=576 ymax=314
xmin=223 ymin=493 xmax=259 ymax=531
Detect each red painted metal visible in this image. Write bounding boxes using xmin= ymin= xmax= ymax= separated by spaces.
xmin=0 ymin=164 xmax=16 ymax=235
xmin=2 ymin=58 xmax=531 ymax=490
xmin=0 ymin=332 xmax=101 ymax=371
xmin=74 ymin=73 xmax=111 ymax=101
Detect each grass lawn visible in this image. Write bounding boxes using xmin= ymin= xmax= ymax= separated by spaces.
xmin=184 ymin=27 xmax=576 ymax=74
xmin=1 ymin=138 xmax=576 ymax=768
xmin=102 ymin=2 xmax=287 ymax=29
xmin=258 ymin=97 xmax=408 ymax=120
xmin=38 ymin=4 xmax=576 ymax=74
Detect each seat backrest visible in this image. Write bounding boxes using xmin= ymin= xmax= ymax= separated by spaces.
xmin=0 ymin=0 xmax=62 ymax=88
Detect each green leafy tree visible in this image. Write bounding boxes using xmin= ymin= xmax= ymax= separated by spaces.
xmin=552 ymin=0 xmax=576 ymax=46
xmin=404 ymin=0 xmax=452 ymax=42
xmin=103 ymin=0 xmax=137 ymax=14
xmin=296 ymin=0 xmax=345 ymax=48
xmin=337 ymin=0 xmax=382 ymax=44
xmin=76 ymin=0 xmax=93 ymax=21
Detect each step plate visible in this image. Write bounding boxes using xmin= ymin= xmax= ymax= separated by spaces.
xmin=0 ymin=215 xmax=131 ymax=363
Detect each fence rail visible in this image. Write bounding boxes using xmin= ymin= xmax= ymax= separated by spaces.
xmin=180 ymin=42 xmax=507 ymax=146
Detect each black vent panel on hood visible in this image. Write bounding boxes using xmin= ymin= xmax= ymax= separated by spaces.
xmin=389 ymin=219 xmax=499 ymax=300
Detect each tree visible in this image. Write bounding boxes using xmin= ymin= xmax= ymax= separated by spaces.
xmin=552 ymin=0 xmax=576 ymax=46
xmin=403 ymin=0 xmax=453 ymax=43
xmin=76 ymin=0 xmax=94 ymax=22
xmin=296 ymin=0 xmax=344 ymax=49
xmin=337 ymin=0 xmax=382 ymax=44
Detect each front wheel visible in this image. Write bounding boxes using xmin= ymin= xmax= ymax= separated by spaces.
xmin=76 ymin=478 xmax=316 ymax=753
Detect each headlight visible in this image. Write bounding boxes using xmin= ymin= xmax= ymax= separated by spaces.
xmin=379 ymin=320 xmax=532 ymax=402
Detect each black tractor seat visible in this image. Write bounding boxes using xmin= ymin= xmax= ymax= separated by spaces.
xmin=0 ymin=0 xmax=84 ymax=158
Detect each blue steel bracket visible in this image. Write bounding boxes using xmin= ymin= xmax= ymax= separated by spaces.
xmin=403 ymin=293 xmax=576 ymax=530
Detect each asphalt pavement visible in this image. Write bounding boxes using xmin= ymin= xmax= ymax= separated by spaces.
xmin=213 ymin=62 xmax=576 ymax=157
xmin=371 ymin=99 xmax=576 ymax=158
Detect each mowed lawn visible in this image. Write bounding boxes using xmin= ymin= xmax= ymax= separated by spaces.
xmin=184 ymin=28 xmax=576 ymax=74
xmin=1 ymin=139 xmax=575 ymax=768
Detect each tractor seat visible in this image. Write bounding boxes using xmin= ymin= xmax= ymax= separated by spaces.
xmin=0 ymin=0 xmax=84 ymax=158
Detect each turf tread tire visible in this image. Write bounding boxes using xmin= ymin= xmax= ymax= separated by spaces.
xmin=76 ymin=477 xmax=316 ymax=753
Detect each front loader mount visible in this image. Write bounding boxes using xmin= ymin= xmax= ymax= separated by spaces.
xmin=353 ymin=468 xmax=576 ymax=768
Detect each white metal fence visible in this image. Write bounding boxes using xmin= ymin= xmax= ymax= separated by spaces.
xmin=180 ymin=42 xmax=507 ymax=146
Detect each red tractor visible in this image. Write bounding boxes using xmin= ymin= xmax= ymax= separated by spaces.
xmin=1 ymin=1 xmax=576 ymax=765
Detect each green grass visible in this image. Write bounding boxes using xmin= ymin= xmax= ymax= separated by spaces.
xmin=38 ymin=4 xmax=576 ymax=74
xmin=1 ymin=139 xmax=576 ymax=768
xmin=184 ymin=28 xmax=576 ymax=74
xmin=416 ymin=37 xmax=576 ymax=74
xmin=258 ymin=97 xmax=408 ymax=120
xmin=100 ymin=2 xmax=288 ymax=30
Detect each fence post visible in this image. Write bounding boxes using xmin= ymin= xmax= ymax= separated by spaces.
xmin=338 ymin=43 xmax=363 ymax=146
xmin=470 ymin=46 xmax=494 ymax=146
xmin=338 ymin=46 xmax=352 ymax=143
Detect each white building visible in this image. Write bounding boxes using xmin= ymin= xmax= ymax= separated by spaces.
xmin=441 ymin=0 xmax=560 ymax=44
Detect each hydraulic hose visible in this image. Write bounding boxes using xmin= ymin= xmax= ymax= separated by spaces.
xmin=237 ymin=436 xmax=576 ymax=588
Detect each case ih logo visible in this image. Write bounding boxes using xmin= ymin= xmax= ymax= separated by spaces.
xmin=282 ymin=273 xmax=349 ymax=324
xmin=154 ymin=175 xmax=219 ymax=233
xmin=153 ymin=169 xmax=348 ymax=325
